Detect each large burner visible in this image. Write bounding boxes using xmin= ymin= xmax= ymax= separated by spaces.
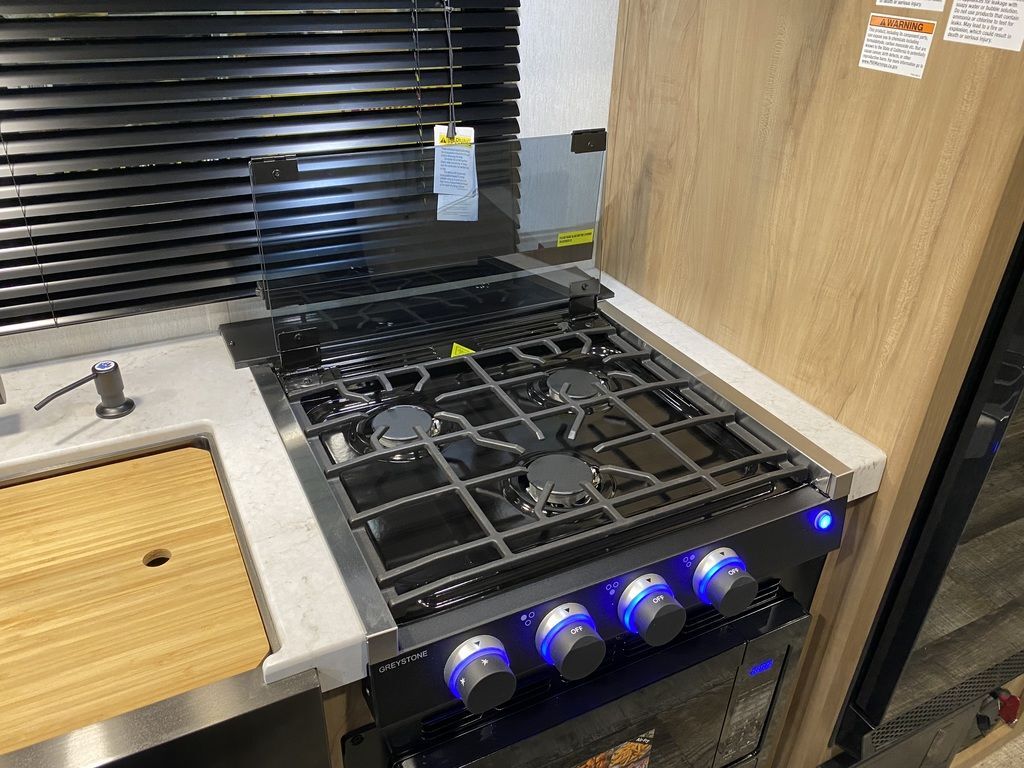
xmin=371 ymin=405 xmax=440 ymax=448
xmin=546 ymin=368 xmax=602 ymax=403
xmin=525 ymin=454 xmax=598 ymax=507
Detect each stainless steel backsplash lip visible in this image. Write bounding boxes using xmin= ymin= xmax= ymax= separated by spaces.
xmin=251 ymin=364 xmax=399 ymax=664
xmin=600 ymin=303 xmax=854 ymax=501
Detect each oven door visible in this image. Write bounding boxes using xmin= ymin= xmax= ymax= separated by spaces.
xmin=346 ymin=609 xmax=807 ymax=768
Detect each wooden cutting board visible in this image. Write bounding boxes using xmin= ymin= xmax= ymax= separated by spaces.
xmin=0 ymin=447 xmax=270 ymax=755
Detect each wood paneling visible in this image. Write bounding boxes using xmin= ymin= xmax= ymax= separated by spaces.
xmin=601 ymin=1 xmax=1024 ymax=765
xmin=0 ymin=447 xmax=269 ymax=755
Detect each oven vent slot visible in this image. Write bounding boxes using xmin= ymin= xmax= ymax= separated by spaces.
xmin=494 ymin=675 xmax=555 ymax=712
xmin=419 ymin=708 xmax=480 ymax=743
xmin=419 ymin=673 xmax=555 ymax=744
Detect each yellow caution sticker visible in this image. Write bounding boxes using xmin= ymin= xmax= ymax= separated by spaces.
xmin=450 ymin=342 xmax=476 ymax=357
xmin=557 ymin=228 xmax=595 ymax=248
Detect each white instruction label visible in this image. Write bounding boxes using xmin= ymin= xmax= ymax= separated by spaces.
xmin=878 ymin=0 xmax=946 ymax=11
xmin=859 ymin=14 xmax=937 ymax=78
xmin=433 ymin=125 xmax=476 ymax=196
xmin=433 ymin=124 xmax=479 ymax=222
xmin=944 ymin=0 xmax=1024 ymax=51
xmin=437 ymin=189 xmax=479 ymax=222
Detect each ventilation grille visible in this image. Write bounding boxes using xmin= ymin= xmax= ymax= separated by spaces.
xmin=870 ymin=648 xmax=1024 ymax=750
xmin=0 ymin=2 xmax=521 ymax=333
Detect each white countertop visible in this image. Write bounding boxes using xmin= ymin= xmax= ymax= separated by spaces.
xmin=0 ymin=335 xmax=365 ymax=691
xmin=0 ymin=283 xmax=885 ymax=695
xmin=603 ymin=277 xmax=887 ymax=501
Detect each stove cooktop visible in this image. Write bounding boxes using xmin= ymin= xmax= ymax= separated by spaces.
xmin=279 ymin=312 xmax=815 ymax=625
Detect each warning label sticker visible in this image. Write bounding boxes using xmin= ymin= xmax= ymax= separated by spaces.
xmin=944 ymin=0 xmax=1024 ymax=51
xmin=859 ymin=14 xmax=937 ymax=78
xmin=556 ymin=229 xmax=595 ymax=248
xmin=877 ymin=0 xmax=946 ymax=11
xmin=450 ymin=342 xmax=475 ymax=357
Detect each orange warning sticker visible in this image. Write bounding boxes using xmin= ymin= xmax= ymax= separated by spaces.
xmin=860 ymin=13 xmax=936 ymax=79
xmin=869 ymin=14 xmax=936 ymax=33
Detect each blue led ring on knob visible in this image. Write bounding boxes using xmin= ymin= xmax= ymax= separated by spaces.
xmin=443 ymin=635 xmax=516 ymax=714
xmin=617 ymin=573 xmax=687 ymax=646
xmin=535 ymin=603 xmax=606 ymax=680
xmin=692 ymin=547 xmax=758 ymax=617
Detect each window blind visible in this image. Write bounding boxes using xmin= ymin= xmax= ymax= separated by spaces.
xmin=0 ymin=1 xmax=521 ymax=334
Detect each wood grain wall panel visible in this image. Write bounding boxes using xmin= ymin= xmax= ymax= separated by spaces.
xmin=602 ymin=1 xmax=1024 ymax=765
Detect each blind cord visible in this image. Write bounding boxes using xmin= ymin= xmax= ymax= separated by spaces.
xmin=443 ymin=0 xmax=457 ymax=139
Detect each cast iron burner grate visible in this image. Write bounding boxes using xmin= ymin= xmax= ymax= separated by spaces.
xmin=285 ymin=319 xmax=812 ymax=624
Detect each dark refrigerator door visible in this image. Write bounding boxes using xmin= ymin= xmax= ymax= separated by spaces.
xmin=837 ymin=225 xmax=1024 ymax=758
xmin=882 ymin=396 xmax=1024 ymax=722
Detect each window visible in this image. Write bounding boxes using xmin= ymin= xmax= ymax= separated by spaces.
xmin=0 ymin=2 xmax=521 ymax=333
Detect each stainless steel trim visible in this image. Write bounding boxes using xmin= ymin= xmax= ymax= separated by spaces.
xmin=443 ymin=635 xmax=507 ymax=683
xmin=599 ymin=302 xmax=854 ymax=499
xmin=693 ymin=547 xmax=742 ymax=595
xmin=616 ymin=573 xmax=671 ymax=623
xmin=534 ymin=602 xmax=591 ymax=652
xmin=0 ymin=667 xmax=319 ymax=768
xmin=251 ymin=364 xmax=398 ymax=664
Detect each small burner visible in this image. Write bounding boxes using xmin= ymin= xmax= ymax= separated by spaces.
xmin=371 ymin=405 xmax=440 ymax=448
xmin=546 ymin=368 xmax=602 ymax=403
xmin=526 ymin=454 xmax=598 ymax=507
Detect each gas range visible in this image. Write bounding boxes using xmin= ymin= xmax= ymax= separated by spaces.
xmin=249 ymin=303 xmax=848 ymax=764
xmin=283 ymin=311 xmax=822 ymax=628
xmin=235 ymin=132 xmax=850 ymax=767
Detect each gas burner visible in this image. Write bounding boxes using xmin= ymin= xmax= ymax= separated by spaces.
xmin=332 ymin=402 xmax=448 ymax=462
xmin=525 ymin=363 xmax=614 ymax=411
xmin=503 ymin=453 xmax=603 ymax=514
xmin=545 ymin=368 xmax=602 ymax=403
xmin=372 ymin=405 xmax=440 ymax=448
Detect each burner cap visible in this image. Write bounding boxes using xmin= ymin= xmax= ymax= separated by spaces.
xmin=371 ymin=405 xmax=438 ymax=447
xmin=546 ymin=368 xmax=601 ymax=402
xmin=526 ymin=455 xmax=596 ymax=506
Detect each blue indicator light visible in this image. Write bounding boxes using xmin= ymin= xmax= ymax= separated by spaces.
xmin=813 ymin=510 xmax=834 ymax=531
xmin=696 ymin=557 xmax=745 ymax=604
xmin=622 ymin=584 xmax=673 ymax=633
xmin=447 ymin=647 xmax=511 ymax=698
xmin=539 ymin=614 xmax=595 ymax=664
xmin=749 ymin=659 xmax=775 ymax=677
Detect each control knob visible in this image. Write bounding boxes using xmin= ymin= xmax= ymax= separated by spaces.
xmin=535 ymin=603 xmax=606 ymax=680
xmin=617 ymin=573 xmax=687 ymax=646
xmin=693 ymin=547 xmax=757 ymax=617
xmin=443 ymin=635 xmax=516 ymax=714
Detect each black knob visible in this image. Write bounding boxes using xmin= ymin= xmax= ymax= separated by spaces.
xmin=693 ymin=548 xmax=757 ymax=617
xmin=617 ymin=574 xmax=686 ymax=647
xmin=535 ymin=603 xmax=606 ymax=681
xmin=444 ymin=636 xmax=516 ymax=714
